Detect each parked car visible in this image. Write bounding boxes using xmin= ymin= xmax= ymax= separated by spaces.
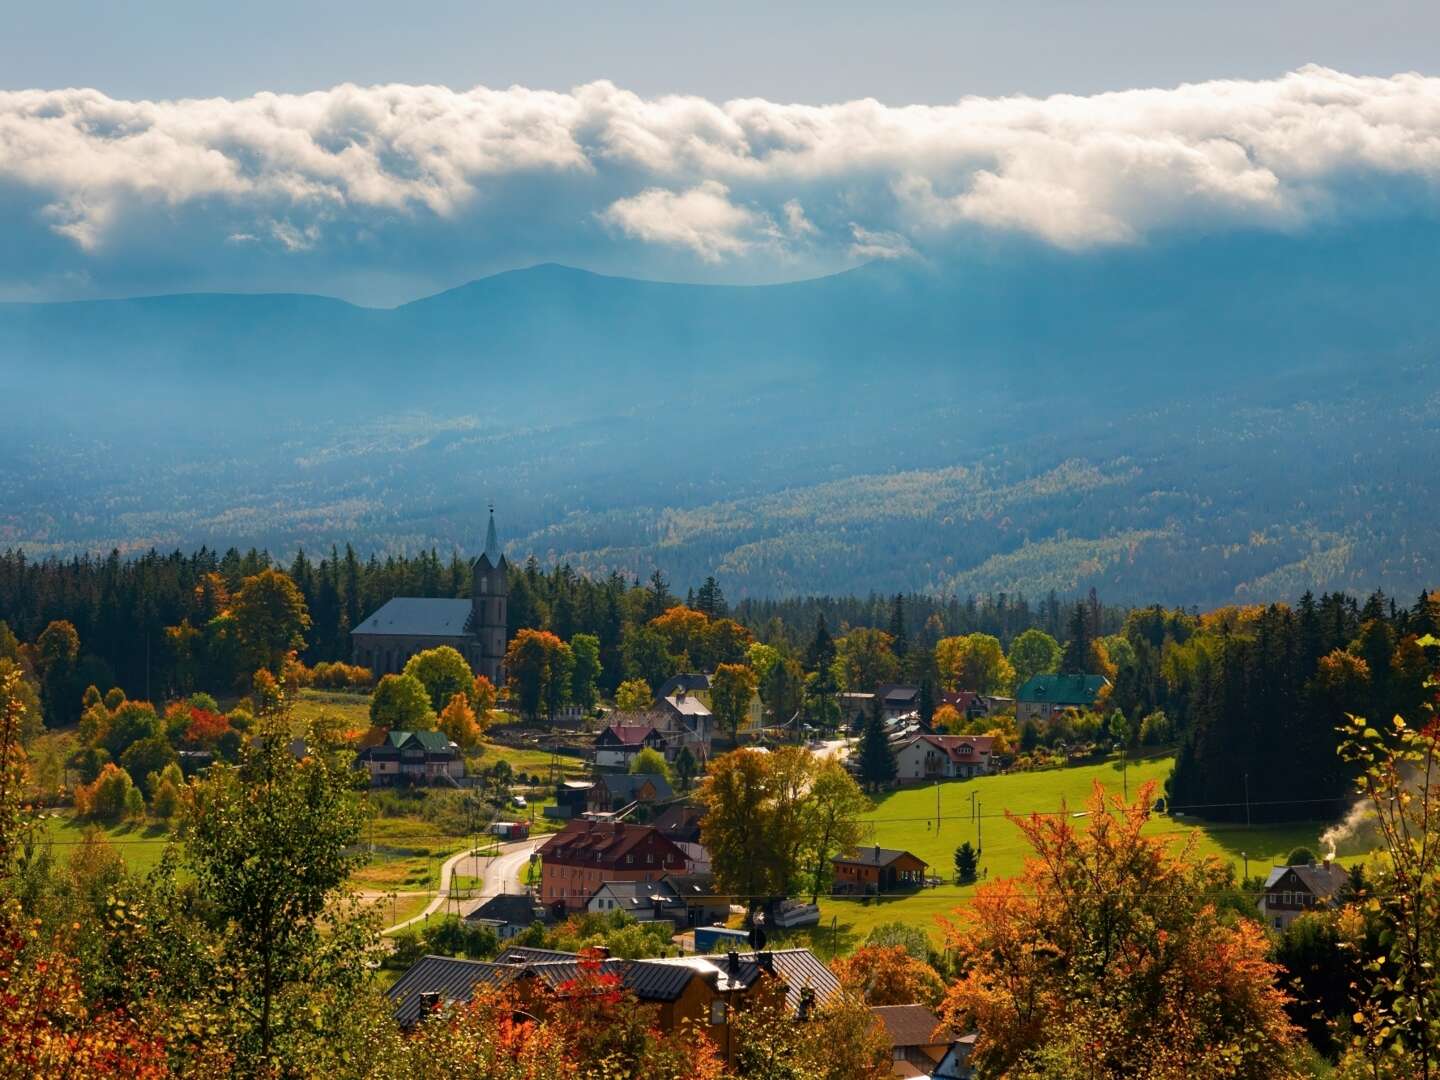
xmin=511 ymin=794 xmax=527 ymax=809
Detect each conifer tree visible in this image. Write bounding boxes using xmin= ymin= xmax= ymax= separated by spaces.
xmin=858 ymin=697 xmax=896 ymax=791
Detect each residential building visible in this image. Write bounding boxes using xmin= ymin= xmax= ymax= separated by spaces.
xmin=1014 ymin=674 xmax=1110 ymax=723
xmin=1258 ymin=861 xmax=1351 ymax=930
xmin=355 ymin=730 xmax=464 ymax=787
xmin=464 ymin=893 xmax=546 ymax=940
xmin=351 ymin=509 xmax=507 ymax=684
xmin=538 ymin=819 xmax=692 ymax=914
xmin=544 ymin=779 xmax=596 ymax=820
xmin=588 ymin=772 xmax=675 ymax=813
xmin=586 ymin=879 xmax=680 ymax=921
xmin=651 ymin=802 xmax=710 ymax=872
xmin=894 ymin=734 xmax=997 ymax=782
xmin=388 ymin=947 xmax=840 ymax=1067
xmin=874 ymin=684 xmax=921 ymax=719
xmin=660 ymin=871 xmax=729 ymax=927
xmin=594 ymin=724 xmax=668 ymax=769
xmin=655 ymin=689 xmax=715 ymax=759
xmin=872 ymin=1004 xmax=953 ymax=1078
xmin=831 ymin=846 xmax=929 ymax=895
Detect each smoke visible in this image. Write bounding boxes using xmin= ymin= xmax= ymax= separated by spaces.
xmin=1321 ymin=761 xmax=1435 ymax=859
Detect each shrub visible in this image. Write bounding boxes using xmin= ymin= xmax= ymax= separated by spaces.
xmin=103 ymin=687 xmax=126 ymax=711
xmin=75 ymin=763 xmax=138 ymax=822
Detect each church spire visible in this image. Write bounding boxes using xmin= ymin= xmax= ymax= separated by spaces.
xmin=483 ymin=504 xmax=501 ymax=564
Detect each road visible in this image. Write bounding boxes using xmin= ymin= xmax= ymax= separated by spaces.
xmin=382 ymin=835 xmax=543 ymax=934
xmin=816 ymin=736 xmax=851 ymax=762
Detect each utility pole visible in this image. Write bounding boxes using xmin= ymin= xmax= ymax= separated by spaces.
xmin=976 ymin=800 xmax=982 ymax=857
xmin=1244 ymin=773 xmax=1252 ymax=829
xmin=935 ymin=779 xmax=941 ymax=833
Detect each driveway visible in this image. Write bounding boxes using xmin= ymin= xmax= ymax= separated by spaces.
xmin=382 ymin=835 xmax=543 ymax=934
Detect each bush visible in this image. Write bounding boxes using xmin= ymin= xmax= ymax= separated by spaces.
xmin=103 ymin=687 xmax=126 ymax=711
xmin=75 ymin=763 xmax=139 ymax=822
xmin=121 ymin=735 xmax=179 ymax=797
xmin=310 ymin=662 xmax=373 ymax=690
xmin=1139 ymin=709 xmax=1173 ymax=746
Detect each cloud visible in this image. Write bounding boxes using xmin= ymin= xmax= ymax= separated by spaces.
xmin=4 ymin=67 xmax=1440 ymax=300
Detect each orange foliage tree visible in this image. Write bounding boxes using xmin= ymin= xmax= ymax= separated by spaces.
xmin=830 ymin=944 xmax=945 ymax=1007
xmin=938 ymin=780 xmax=1304 ymax=1079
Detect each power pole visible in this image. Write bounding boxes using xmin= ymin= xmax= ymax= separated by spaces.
xmin=935 ymin=779 xmax=941 ymax=833
xmin=1244 ymin=773 xmax=1252 ymax=829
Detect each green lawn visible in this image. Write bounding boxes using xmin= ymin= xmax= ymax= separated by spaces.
xmin=292 ymin=689 xmax=372 ymax=731
xmin=780 ymin=755 xmax=1360 ymax=954
xmin=34 ymin=810 xmax=176 ymax=877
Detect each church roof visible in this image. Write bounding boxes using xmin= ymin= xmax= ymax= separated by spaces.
xmin=353 ymin=597 xmax=473 ymax=638
xmin=482 ymin=508 xmax=502 ymax=565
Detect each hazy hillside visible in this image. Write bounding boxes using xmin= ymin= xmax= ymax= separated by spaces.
xmin=2 ymin=220 xmax=1438 ymax=604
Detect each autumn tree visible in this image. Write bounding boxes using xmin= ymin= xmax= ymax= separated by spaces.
xmin=231 ymin=569 xmax=311 ymax=674
xmin=505 ymin=628 xmax=574 ymax=722
xmin=181 ymin=698 xmax=375 ymax=1072
xmin=471 ymin=673 xmax=497 ymax=731
xmin=935 ymin=632 xmax=1015 ymax=695
xmin=438 ymin=692 xmax=482 ymax=749
xmin=833 ymin=628 xmax=899 ymax=693
xmin=403 ymin=645 xmax=474 ymax=713
xmin=730 ymin=989 xmax=892 ymax=1080
xmin=939 ymin=780 xmax=1304 ymax=1079
xmin=831 ymin=944 xmax=945 ymax=1006
xmin=370 ymin=673 xmax=436 ymax=729
xmin=710 ymin=662 xmax=758 ymax=743
xmin=801 ymin=758 xmax=869 ymax=903
xmin=698 ymin=749 xmax=791 ymax=916
xmin=615 ymin=678 xmax=653 ymax=712
xmin=34 ymin=619 xmax=81 ymax=726
xmin=1008 ymin=627 xmax=1062 ymax=689
xmin=629 ymin=745 xmax=672 ymax=781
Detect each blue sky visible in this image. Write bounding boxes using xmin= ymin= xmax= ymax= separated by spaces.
xmin=3 ymin=3 xmax=1440 ymax=303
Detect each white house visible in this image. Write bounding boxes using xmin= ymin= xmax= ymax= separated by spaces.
xmin=894 ymin=734 xmax=997 ymax=783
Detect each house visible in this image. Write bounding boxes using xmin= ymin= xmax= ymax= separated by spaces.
xmin=654 ymin=690 xmax=715 ymax=760
xmin=832 ymin=846 xmax=929 ymax=895
xmin=660 ymin=871 xmax=729 ymax=927
xmin=875 ymin=684 xmax=921 ymax=720
xmin=544 ymin=779 xmax=596 ymax=820
xmin=939 ymin=691 xmax=1008 ymax=722
xmin=355 ymin=730 xmax=464 ymax=787
xmin=538 ymin=819 xmax=692 ymax=913
xmin=655 ymin=672 xmax=713 ymax=699
xmin=464 ymin=893 xmax=546 ymax=940
xmin=351 ymin=509 xmax=507 ymax=684
xmin=651 ymin=802 xmax=710 ymax=873
xmin=388 ymin=947 xmax=840 ymax=1067
xmin=586 ymin=879 xmax=682 ymax=922
xmin=894 ymin=734 xmax=997 ymax=782
xmin=872 ymin=1004 xmax=953 ymax=1078
xmin=587 ymin=772 xmax=675 ymax=813
xmin=837 ymin=692 xmax=876 ymax=727
xmin=1015 ymin=674 xmax=1110 ymax=723
xmin=594 ymin=724 xmax=668 ymax=769
xmin=932 ymin=1034 xmax=978 ymax=1079
xmin=1258 ymin=861 xmax=1351 ymax=930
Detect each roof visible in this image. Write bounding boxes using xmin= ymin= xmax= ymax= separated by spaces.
xmin=596 ymin=773 xmax=675 ymax=802
xmin=876 ymin=684 xmax=920 ymax=704
xmin=353 ymin=597 xmax=473 ymax=638
xmin=388 ymin=729 xmax=455 ymax=752
xmin=656 ymin=673 xmax=711 ymax=698
xmin=483 ymin=508 xmax=502 ymax=564
xmin=589 ymin=879 xmax=680 ymax=910
xmin=661 ymin=871 xmax=716 ymax=898
xmin=833 ymin=846 xmax=928 ymax=869
xmin=467 ymin=894 xmax=544 ymax=927
xmin=902 ymin=734 xmax=995 ymax=763
xmin=1264 ymin=862 xmax=1350 ymax=901
xmin=661 ymin=694 xmax=712 ymax=717
xmin=872 ymin=1004 xmax=945 ymax=1049
xmin=1015 ymin=673 xmax=1109 ymax=705
xmin=651 ymin=802 xmax=704 ymax=842
xmin=598 ymin=724 xmax=663 ymax=747
xmin=538 ymin=819 xmax=687 ymax=869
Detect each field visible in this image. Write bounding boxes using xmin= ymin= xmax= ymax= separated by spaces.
xmin=783 ymin=754 xmax=1355 ymax=956
xmin=34 ymin=810 xmax=176 ymax=877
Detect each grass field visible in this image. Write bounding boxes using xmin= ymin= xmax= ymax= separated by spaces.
xmin=34 ymin=810 xmax=176 ymax=877
xmin=778 ymin=754 xmax=1358 ymax=956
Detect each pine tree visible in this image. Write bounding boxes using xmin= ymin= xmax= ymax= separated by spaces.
xmin=806 ymin=615 xmax=836 ymax=674
xmin=858 ymin=697 xmax=896 ymax=792
xmin=888 ymin=594 xmax=909 ymax=658
xmin=1060 ymin=602 xmax=1091 ymax=674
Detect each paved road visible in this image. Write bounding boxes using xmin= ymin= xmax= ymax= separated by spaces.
xmin=382 ymin=836 xmax=543 ymax=934
xmin=816 ymin=736 xmax=851 ymax=762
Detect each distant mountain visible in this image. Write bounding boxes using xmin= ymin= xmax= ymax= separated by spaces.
xmin=2 ymin=220 xmax=1439 ymax=604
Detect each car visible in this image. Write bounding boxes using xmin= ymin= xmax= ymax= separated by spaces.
xmin=510 ymin=794 xmax=527 ymax=808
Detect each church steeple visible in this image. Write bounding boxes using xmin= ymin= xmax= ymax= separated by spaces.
xmin=483 ymin=503 xmax=502 ymax=565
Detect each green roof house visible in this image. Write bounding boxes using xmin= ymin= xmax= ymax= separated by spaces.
xmin=1015 ymin=674 xmax=1110 ymax=723
xmin=356 ymin=729 xmax=464 ymax=787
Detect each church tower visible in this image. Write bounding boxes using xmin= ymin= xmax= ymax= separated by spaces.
xmin=470 ymin=506 xmax=509 ymax=685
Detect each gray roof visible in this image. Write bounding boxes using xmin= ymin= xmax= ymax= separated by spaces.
xmin=833 ymin=846 xmax=925 ymax=868
xmin=1264 ymin=863 xmax=1350 ymax=901
xmin=389 ymin=946 xmax=839 ymax=1026
xmin=597 ymin=773 xmax=675 ymax=802
xmin=662 ymin=694 xmax=711 ymax=717
xmin=656 ymin=673 xmax=712 ymax=698
xmin=353 ymin=597 xmax=473 ymax=638
xmin=466 ymin=894 xmax=544 ymax=927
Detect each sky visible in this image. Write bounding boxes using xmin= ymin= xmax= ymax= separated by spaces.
xmin=3 ymin=2 xmax=1440 ymax=304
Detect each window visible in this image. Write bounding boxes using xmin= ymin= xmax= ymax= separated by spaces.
xmin=1274 ymin=918 xmax=1282 ymax=929
xmin=710 ymin=1000 xmax=728 ymax=1025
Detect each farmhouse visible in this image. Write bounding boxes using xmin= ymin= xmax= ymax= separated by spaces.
xmin=350 ymin=509 xmax=508 ymax=684
xmin=894 ymin=733 xmax=997 ymax=782
xmin=594 ymin=723 xmax=667 ymax=769
xmin=538 ymin=819 xmax=691 ymax=914
xmin=355 ymin=730 xmax=464 ymax=787
xmin=831 ymin=845 xmax=929 ymax=895
xmin=1258 ymin=861 xmax=1350 ymax=930
xmin=1015 ymin=673 xmax=1110 ymax=723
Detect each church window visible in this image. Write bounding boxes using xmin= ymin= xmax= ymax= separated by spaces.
xmin=479 ymin=577 xmax=487 ymax=594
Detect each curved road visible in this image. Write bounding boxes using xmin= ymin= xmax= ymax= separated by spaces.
xmin=383 ymin=835 xmax=543 ymax=934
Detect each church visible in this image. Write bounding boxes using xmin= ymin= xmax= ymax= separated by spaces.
xmin=350 ymin=510 xmax=509 ymax=685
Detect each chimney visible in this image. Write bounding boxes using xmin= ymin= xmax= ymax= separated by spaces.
xmin=797 ymin=986 xmax=816 ymax=1022
xmin=1323 ymin=857 xmax=1331 ymax=871
xmin=727 ymin=951 xmax=741 ymax=977
xmin=757 ymin=951 xmax=775 ymax=974
xmin=874 ymin=843 xmax=881 ymax=861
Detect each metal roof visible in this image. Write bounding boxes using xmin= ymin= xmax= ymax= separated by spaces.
xmin=833 ymin=845 xmax=925 ymax=869
xmin=353 ymin=597 xmax=473 ymax=637
xmin=388 ymin=955 xmax=516 ymax=1026
xmin=872 ymin=1004 xmax=945 ymax=1048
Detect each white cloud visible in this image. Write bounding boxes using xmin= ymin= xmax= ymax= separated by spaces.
xmin=5 ymin=67 xmax=1440 ymax=298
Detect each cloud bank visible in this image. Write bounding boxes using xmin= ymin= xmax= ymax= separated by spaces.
xmin=4 ymin=66 xmax=1440 ymax=301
